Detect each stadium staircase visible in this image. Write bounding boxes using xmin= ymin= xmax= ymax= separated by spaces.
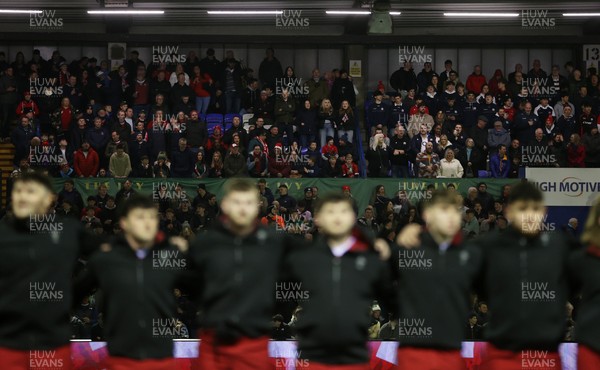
xmin=0 ymin=142 xmax=14 ymax=207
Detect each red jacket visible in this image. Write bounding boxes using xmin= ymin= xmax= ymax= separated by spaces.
xmin=15 ymin=99 xmax=40 ymax=117
xmin=567 ymin=144 xmax=586 ymax=168
xmin=191 ymin=73 xmax=212 ymax=97
xmin=342 ymin=162 xmax=359 ymax=177
xmin=466 ymin=73 xmax=487 ymax=94
xmin=74 ymin=147 xmax=100 ymax=177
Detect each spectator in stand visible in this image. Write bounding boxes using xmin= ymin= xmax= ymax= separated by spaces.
xmin=542 ymin=115 xmax=561 ymax=141
xmin=390 ymin=125 xmax=410 ymax=178
xmin=367 ymin=90 xmax=389 ymax=135
xmin=134 ymin=155 xmax=154 ymax=178
xmin=358 ymin=206 xmax=380 ymax=232
xmin=463 ymin=209 xmax=480 ymax=236
xmin=438 ymin=148 xmax=463 ymax=178
xmin=248 ymin=144 xmax=269 ymax=178
xmin=533 ymin=98 xmax=554 ymax=129
xmin=514 ymin=101 xmax=540 ymax=145
xmin=304 ymin=68 xmax=329 ymax=109
xmin=439 ymin=59 xmax=457 ymax=84
xmin=74 ymin=141 xmax=99 ymax=178
xmin=407 ymin=104 xmax=434 ymax=138
xmin=390 ymin=61 xmax=417 ymax=95
xmin=10 ymin=115 xmax=35 ymax=166
xmin=528 ymin=59 xmax=547 ymax=79
xmin=367 ymin=133 xmax=389 ymax=177
xmin=466 ymin=65 xmax=487 ymax=94
xmin=268 ymin=143 xmax=291 ymax=178
xmin=57 ymin=179 xmax=84 ymax=212
xmin=170 ymin=138 xmax=195 ymax=178
xmin=170 ymin=72 xmax=194 ymax=109
xmin=488 ymin=120 xmax=511 ymax=155
xmin=457 ymin=138 xmax=483 ymax=178
xmin=223 ymin=143 xmax=247 ymax=177
xmin=255 ymin=90 xmax=274 ymax=125
xmin=490 ymin=144 xmax=510 ymax=178
xmin=330 ymin=69 xmax=356 ymax=110
xmin=416 ymin=141 xmax=439 ymax=178
xmin=296 ymin=99 xmax=318 ymax=149
xmin=277 ymin=184 xmax=296 ymax=215
xmin=488 ymin=69 xmax=505 ymax=95
xmin=190 ymin=65 xmax=213 ymax=116
xmin=554 ymin=92 xmax=575 ymax=119
xmin=15 ymin=91 xmax=39 ymax=120
xmin=317 ymin=98 xmax=335 ymax=147
xmin=220 ymin=58 xmax=243 ymax=114
xmin=208 ymin=151 xmax=224 ymax=178
xmin=341 ymin=153 xmax=359 ymax=178
xmin=337 ymin=100 xmax=355 ymax=144
xmin=417 ymin=62 xmax=437 ymax=94
xmin=578 ymin=103 xmax=597 ymax=137
xmin=322 ymin=154 xmax=342 ymax=178
xmin=0 ymin=66 xmax=19 ymax=139
xmin=557 ymin=105 xmax=576 ymax=141
xmin=583 ymin=125 xmax=600 ymax=168
xmin=258 ymin=48 xmax=283 ymax=89
xmin=274 ymin=88 xmax=296 ymax=144
xmin=241 ymin=78 xmax=259 ymax=115
xmin=109 ymin=143 xmax=131 ymax=178
xmin=320 ymin=136 xmax=338 ymax=161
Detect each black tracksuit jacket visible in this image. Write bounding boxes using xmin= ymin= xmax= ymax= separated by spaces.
xmin=188 ymin=223 xmax=293 ymax=343
xmin=284 ymin=227 xmax=396 ymax=364
xmin=0 ymin=216 xmax=98 ymax=350
xmin=394 ymin=231 xmax=482 ymax=349
xmin=569 ymin=244 xmax=600 ymax=353
xmin=74 ymin=233 xmax=190 ymax=359
xmin=473 ymin=226 xmax=576 ymax=351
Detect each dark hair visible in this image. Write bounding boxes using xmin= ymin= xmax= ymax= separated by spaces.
xmin=314 ymin=193 xmax=354 ymax=215
xmin=507 ymin=181 xmax=543 ymax=204
xmin=13 ymin=171 xmax=54 ymax=193
xmin=223 ymin=178 xmax=259 ymax=197
xmin=272 ymin=314 xmax=284 ymax=322
xmin=117 ymin=195 xmax=155 ymax=219
xmin=423 ymin=189 xmax=462 ymax=210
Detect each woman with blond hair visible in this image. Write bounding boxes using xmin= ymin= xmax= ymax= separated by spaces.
xmin=367 ymin=133 xmax=389 ymax=177
xmin=569 ymin=197 xmax=600 ymax=368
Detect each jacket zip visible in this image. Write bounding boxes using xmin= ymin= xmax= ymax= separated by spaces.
xmin=136 ymin=258 xmax=147 ymax=359
xmin=519 ymin=237 xmax=528 ymax=322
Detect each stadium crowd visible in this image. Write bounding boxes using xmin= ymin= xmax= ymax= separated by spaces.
xmin=2 ymin=48 xmax=600 ymax=183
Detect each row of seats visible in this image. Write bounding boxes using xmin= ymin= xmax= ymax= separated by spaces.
xmin=200 ymin=113 xmax=255 ymax=136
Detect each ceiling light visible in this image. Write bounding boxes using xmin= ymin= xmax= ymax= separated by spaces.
xmin=444 ymin=12 xmax=519 ymax=17
xmin=87 ymin=10 xmax=164 ymax=15
xmin=389 ymin=11 xmax=402 ymax=15
xmin=326 ymin=10 xmax=372 ymax=15
xmin=563 ymin=13 xmax=600 ymax=17
xmin=207 ymin=10 xmax=283 ymax=15
xmin=0 ymin=9 xmax=42 ymax=14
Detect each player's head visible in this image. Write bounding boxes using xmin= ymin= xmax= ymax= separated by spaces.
xmin=314 ymin=193 xmax=356 ymax=239
xmin=582 ymin=197 xmax=600 ymax=246
xmin=505 ymin=182 xmax=545 ymax=236
xmin=118 ymin=195 xmax=158 ymax=245
xmin=422 ymin=189 xmax=463 ymax=239
xmin=11 ymin=171 xmax=55 ymax=219
xmin=221 ymin=178 xmax=260 ymax=227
